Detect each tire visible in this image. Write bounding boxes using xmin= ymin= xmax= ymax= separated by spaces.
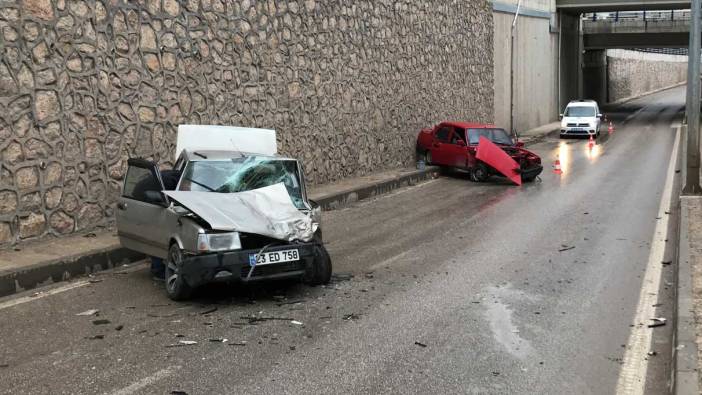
xmin=304 ymin=244 xmax=332 ymax=286
xmin=471 ymin=163 xmax=490 ymax=182
xmin=522 ymin=175 xmax=536 ymax=183
xmin=165 ymin=243 xmax=193 ymax=301
xmin=424 ymin=150 xmax=433 ymax=165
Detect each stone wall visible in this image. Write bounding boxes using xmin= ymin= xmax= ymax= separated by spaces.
xmin=0 ymin=0 xmax=494 ymax=246
xmin=607 ymin=49 xmax=687 ymax=103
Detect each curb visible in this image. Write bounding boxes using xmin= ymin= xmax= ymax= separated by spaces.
xmin=312 ymin=166 xmax=440 ymax=211
xmin=675 ymin=124 xmax=700 ymax=395
xmin=675 ymin=197 xmax=701 ymax=395
xmin=0 ymin=245 xmax=144 ymax=298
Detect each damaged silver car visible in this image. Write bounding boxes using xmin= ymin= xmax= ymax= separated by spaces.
xmin=116 ymin=126 xmax=331 ymax=300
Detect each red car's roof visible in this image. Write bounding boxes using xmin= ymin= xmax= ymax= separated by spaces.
xmin=440 ymin=121 xmax=497 ymax=129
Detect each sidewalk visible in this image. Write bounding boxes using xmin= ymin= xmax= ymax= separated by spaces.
xmin=519 ymin=121 xmax=560 ymax=145
xmin=0 ymin=121 xmax=558 ymax=297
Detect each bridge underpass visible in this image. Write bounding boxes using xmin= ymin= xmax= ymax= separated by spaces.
xmin=556 ymin=0 xmax=693 ymax=107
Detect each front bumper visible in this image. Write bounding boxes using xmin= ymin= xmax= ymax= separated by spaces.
xmin=560 ymin=128 xmax=596 ymax=136
xmin=180 ymin=243 xmax=318 ymax=287
xmin=520 ymin=165 xmax=543 ymax=179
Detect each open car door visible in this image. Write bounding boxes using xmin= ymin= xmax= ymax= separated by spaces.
xmin=116 ymin=158 xmax=170 ymax=258
xmin=475 ymin=136 xmax=522 ymax=186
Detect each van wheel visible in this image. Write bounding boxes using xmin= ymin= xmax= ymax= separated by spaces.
xmin=165 ymin=243 xmax=193 ymax=301
xmin=304 ymin=245 xmax=332 ymax=286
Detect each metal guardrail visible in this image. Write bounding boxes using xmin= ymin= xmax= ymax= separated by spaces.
xmin=583 ymin=10 xmax=691 ymax=22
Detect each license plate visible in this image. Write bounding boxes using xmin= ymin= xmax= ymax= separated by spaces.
xmin=570 ymin=128 xmax=586 ymax=132
xmin=248 ymin=249 xmax=300 ymax=266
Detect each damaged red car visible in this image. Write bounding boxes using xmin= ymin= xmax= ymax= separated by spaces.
xmin=416 ymin=122 xmax=543 ymax=184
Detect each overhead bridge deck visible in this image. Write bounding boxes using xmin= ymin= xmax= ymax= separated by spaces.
xmin=557 ymin=0 xmax=691 ymax=12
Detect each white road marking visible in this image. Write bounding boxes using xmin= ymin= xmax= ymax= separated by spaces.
xmin=615 ymin=126 xmax=680 ymax=395
xmin=109 ymin=366 xmax=179 ymax=395
xmin=0 ymin=280 xmax=91 ymax=311
xmin=0 ymin=261 xmax=148 ymax=310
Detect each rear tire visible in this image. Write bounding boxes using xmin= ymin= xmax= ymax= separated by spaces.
xmin=165 ymin=243 xmax=193 ymax=301
xmin=304 ymin=244 xmax=332 ymax=286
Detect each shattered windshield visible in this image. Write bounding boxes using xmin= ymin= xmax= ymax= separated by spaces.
xmin=178 ymin=157 xmax=306 ymax=209
xmin=468 ymin=128 xmax=514 ymax=145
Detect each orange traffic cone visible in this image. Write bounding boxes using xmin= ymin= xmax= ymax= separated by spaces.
xmin=588 ymin=134 xmax=595 ymax=149
xmin=608 ymin=121 xmax=614 ymax=134
xmin=553 ymin=157 xmax=562 ymax=175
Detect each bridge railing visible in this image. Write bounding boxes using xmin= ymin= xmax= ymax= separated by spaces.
xmin=582 ymin=10 xmax=690 ymax=22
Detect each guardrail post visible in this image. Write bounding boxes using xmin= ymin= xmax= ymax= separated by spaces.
xmin=684 ymin=0 xmax=702 ymax=195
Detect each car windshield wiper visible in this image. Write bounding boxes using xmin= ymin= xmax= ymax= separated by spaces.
xmin=182 ymin=177 xmax=216 ymax=192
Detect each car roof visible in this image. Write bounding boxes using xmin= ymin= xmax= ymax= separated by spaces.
xmin=181 ymin=149 xmax=297 ymax=162
xmin=567 ymin=100 xmax=598 ymax=107
xmin=440 ymin=121 xmax=499 ymax=129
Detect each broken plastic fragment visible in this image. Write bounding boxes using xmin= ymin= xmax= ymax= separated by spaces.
xmin=76 ymin=309 xmax=99 ymax=316
xmin=290 ymin=320 xmax=303 ymax=326
xmin=179 ymin=340 xmax=198 ymax=345
xmin=648 ymin=318 xmax=667 ymax=328
xmin=414 ymin=341 xmax=427 ymax=348
xmin=92 ymin=319 xmax=110 ymax=325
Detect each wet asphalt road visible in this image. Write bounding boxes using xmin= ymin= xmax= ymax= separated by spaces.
xmin=0 ymin=87 xmax=685 ymax=394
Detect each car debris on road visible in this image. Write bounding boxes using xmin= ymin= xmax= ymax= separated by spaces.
xmin=648 ymin=317 xmax=667 ymax=328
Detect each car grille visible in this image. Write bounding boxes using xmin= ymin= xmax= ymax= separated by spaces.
xmin=566 ymin=123 xmax=590 ymax=127
xmin=239 ymin=233 xmax=284 ymax=250
xmin=240 ymin=260 xmax=306 ymax=278
xmin=578 ymin=123 xmax=589 ymax=127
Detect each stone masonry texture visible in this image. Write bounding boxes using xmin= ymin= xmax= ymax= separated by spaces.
xmin=608 ymin=55 xmax=687 ymax=103
xmin=0 ymin=0 xmax=495 ymax=245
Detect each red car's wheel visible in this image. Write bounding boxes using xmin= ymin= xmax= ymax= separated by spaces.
xmin=471 ymin=163 xmax=489 ymax=182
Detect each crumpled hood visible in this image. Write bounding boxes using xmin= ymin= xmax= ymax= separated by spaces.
xmin=164 ymin=183 xmax=315 ymax=242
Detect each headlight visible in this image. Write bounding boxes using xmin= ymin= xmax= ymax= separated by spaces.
xmin=197 ymin=232 xmax=242 ymax=252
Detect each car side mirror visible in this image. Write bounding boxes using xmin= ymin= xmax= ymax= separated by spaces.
xmin=515 ymin=141 xmax=525 ymax=148
xmin=309 ymin=199 xmax=322 ymax=224
xmin=145 ymin=190 xmax=167 ymax=206
xmin=598 ymin=113 xmax=604 ymax=119
xmin=559 ymin=113 xmax=563 ymax=120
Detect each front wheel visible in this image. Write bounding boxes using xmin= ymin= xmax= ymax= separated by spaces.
xmin=165 ymin=243 xmax=193 ymax=301
xmin=304 ymin=245 xmax=332 ymax=286
xmin=471 ymin=163 xmax=490 ymax=182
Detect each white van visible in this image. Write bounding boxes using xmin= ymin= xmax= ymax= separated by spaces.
xmin=560 ymin=100 xmax=603 ymax=138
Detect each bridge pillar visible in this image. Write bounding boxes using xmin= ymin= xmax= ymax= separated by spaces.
xmin=559 ymin=11 xmax=582 ymax=111
xmin=582 ymin=50 xmax=608 ymax=103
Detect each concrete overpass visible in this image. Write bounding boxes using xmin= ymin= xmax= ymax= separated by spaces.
xmin=583 ymin=18 xmax=690 ymax=48
xmin=557 ymin=0 xmax=691 ymax=12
